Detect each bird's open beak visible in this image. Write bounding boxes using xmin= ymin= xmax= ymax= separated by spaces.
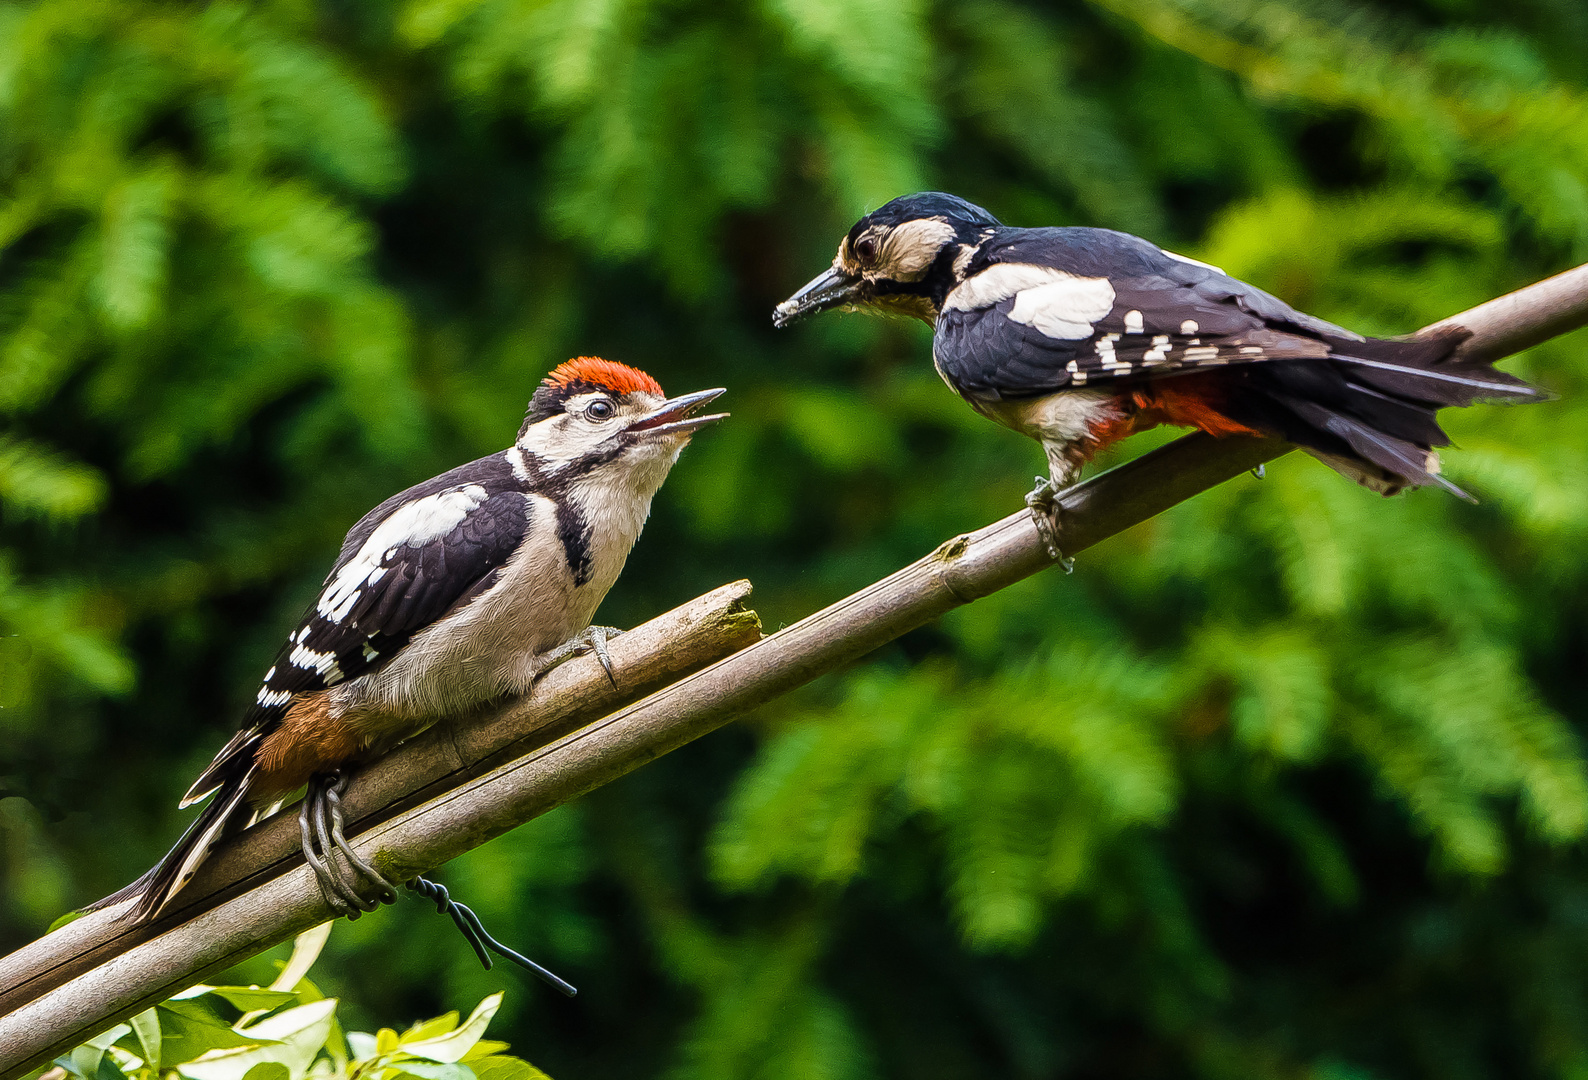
xmin=628 ymin=387 xmax=728 ymax=437
xmin=772 ymin=266 xmax=861 ymax=328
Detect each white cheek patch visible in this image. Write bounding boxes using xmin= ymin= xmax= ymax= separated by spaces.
xmin=877 ymin=218 xmax=957 ymax=281
xmin=1005 ymin=275 xmax=1117 ymax=340
xmin=318 ymin=484 xmax=487 ymax=622
xmin=518 ymin=411 xmax=625 ymax=469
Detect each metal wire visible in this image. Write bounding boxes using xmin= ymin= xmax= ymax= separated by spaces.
xmin=405 ymin=876 xmax=578 ymax=997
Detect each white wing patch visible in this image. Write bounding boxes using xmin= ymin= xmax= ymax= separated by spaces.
xmin=318 ymin=484 xmax=488 ymax=622
xmin=945 ymin=263 xmax=1075 ymax=313
xmin=945 ymin=263 xmax=1117 ymax=341
xmin=1007 ymin=277 xmax=1117 ymax=340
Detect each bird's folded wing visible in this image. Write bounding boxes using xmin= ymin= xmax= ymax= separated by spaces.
xmin=180 ymin=482 xmax=530 ymax=805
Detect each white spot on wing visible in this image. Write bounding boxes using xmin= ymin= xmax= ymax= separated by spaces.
xmin=1181 ymin=320 xmax=1198 ymax=334
xmin=1124 ymin=310 xmax=1144 ymax=334
xmin=290 ymin=642 xmax=344 ymax=685
xmin=257 ymin=687 xmax=291 ymax=707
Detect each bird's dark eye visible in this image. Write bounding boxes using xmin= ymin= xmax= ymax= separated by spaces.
xmin=586 ymin=399 xmax=615 ymax=420
xmin=854 ymin=235 xmax=879 ymax=265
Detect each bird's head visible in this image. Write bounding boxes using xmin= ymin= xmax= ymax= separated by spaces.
xmin=517 ymin=357 xmax=726 ymax=492
xmin=773 ymin=192 xmax=1002 ymax=328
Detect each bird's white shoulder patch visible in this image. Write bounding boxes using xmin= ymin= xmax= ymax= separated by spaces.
xmin=318 ymin=484 xmax=489 ymax=621
xmin=1008 ymin=277 xmax=1117 ymax=340
xmin=944 ymin=263 xmax=1116 ymax=340
xmin=944 ymin=263 xmax=1065 ymax=313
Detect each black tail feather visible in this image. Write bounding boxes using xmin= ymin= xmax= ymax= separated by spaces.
xmin=1222 ymin=329 xmax=1544 ymax=496
xmin=82 ymin=769 xmax=258 ymax=921
xmin=1325 ymin=328 xmax=1546 ymax=407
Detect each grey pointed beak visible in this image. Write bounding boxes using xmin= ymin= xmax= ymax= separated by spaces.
xmin=628 ymin=387 xmax=728 ymax=437
xmin=772 ymin=265 xmax=861 ymax=328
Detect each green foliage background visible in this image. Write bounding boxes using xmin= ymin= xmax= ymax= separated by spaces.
xmin=3 ymin=0 xmax=1587 ymax=1076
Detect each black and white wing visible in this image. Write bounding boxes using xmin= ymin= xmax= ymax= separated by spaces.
xmin=181 ymin=456 xmax=529 ymax=805
xmin=934 ymin=227 xmax=1355 ymax=401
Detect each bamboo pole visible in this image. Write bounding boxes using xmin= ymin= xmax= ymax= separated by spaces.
xmin=1 ymin=263 xmax=1584 ymax=1078
xmin=0 ymin=585 xmax=763 ymax=1032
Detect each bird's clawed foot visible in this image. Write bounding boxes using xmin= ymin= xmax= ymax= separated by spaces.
xmin=300 ymin=769 xmax=399 ymax=919
xmin=298 ymin=771 xmax=577 ymax=994
xmin=541 ymin=624 xmax=625 ymax=685
xmin=1024 ymin=476 xmax=1074 ymax=573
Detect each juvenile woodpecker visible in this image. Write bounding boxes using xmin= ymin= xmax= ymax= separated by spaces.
xmin=774 ymin=192 xmax=1545 ymax=501
xmin=99 ymin=358 xmax=726 ymax=926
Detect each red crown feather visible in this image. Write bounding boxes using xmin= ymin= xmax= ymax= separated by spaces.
xmin=542 ymin=357 xmax=663 ymax=397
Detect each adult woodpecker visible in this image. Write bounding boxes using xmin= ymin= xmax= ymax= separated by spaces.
xmin=97 ymin=358 xmax=726 ymax=941
xmin=774 ymin=192 xmax=1545 ymax=508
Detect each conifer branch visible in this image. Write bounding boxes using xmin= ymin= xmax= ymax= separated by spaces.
xmin=1 ymin=263 xmax=1584 ymax=1078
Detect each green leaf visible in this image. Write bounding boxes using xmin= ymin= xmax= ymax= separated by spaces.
xmin=157 ymin=1001 xmax=274 ymax=1063
xmin=240 ymin=1065 xmax=289 ymax=1080
xmin=387 ymin=1062 xmax=475 ymax=1080
xmin=129 ymin=1009 xmax=161 ymax=1073
xmin=397 ymin=994 xmax=502 ymax=1063
xmin=202 ymin=988 xmax=301 ymax=1014
xmin=59 ymin=1026 xmax=130 ymax=1080
xmin=399 ymin=1013 xmax=460 ymax=1045
xmin=458 ymin=1042 xmax=510 ymax=1062
xmin=176 ymin=999 xmax=336 ymax=1080
xmin=269 ymin=923 xmax=332 ymax=992
xmin=467 ymin=1057 xmax=553 ymax=1080
xmin=46 ymin=909 xmax=87 ymax=932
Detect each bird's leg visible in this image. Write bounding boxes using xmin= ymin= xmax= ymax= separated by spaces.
xmin=300 ymin=769 xmax=397 ymax=918
xmin=321 ymin=774 xmax=399 ymax=904
xmin=300 ymin=782 xmax=362 ymax=917
xmin=1025 ymin=476 xmax=1075 ymax=573
xmin=298 ymin=778 xmax=575 ymax=993
xmin=540 ymin=625 xmax=625 ymax=685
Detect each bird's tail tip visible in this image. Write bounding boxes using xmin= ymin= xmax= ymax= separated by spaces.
xmin=79 ymin=769 xmax=257 ymax=923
